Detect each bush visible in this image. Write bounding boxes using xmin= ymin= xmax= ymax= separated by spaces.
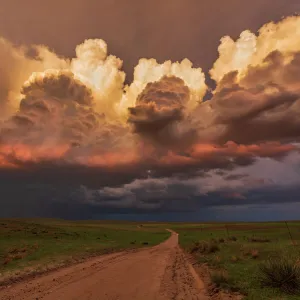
xmin=207 ymin=242 xmax=220 ymax=253
xmin=189 ymin=241 xmax=220 ymax=254
xmin=249 ymin=236 xmax=270 ymax=243
xmin=259 ymin=257 xmax=300 ymax=294
xmin=231 ymin=255 xmax=241 ymax=262
xmin=211 ymin=270 xmax=229 ymax=288
xmin=228 ymin=236 xmax=237 ymax=242
xmin=189 ymin=242 xmax=201 ymax=254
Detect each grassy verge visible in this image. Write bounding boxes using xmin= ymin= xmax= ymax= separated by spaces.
xmin=0 ymin=218 xmax=169 ymax=282
xmin=176 ymin=222 xmax=300 ymax=300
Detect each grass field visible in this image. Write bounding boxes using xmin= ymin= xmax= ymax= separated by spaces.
xmin=2 ymin=219 xmax=300 ymax=299
xmin=175 ymin=222 xmax=300 ymax=300
xmin=0 ymin=218 xmax=170 ymax=282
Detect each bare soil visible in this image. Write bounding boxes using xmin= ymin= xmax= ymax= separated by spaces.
xmin=0 ymin=230 xmax=210 ymax=300
xmin=192 ymin=262 xmax=243 ymax=300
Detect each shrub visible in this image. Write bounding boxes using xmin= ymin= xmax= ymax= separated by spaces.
xmin=189 ymin=241 xmax=220 ymax=254
xmin=218 ymin=238 xmax=225 ymax=243
xmin=251 ymin=249 xmax=259 ymax=259
xmin=259 ymin=257 xmax=300 ymax=294
xmin=249 ymin=236 xmax=270 ymax=243
xmin=231 ymin=255 xmax=240 ymax=262
xmin=207 ymin=242 xmax=220 ymax=254
xmin=211 ymin=270 xmax=229 ymax=288
xmin=228 ymin=236 xmax=237 ymax=242
xmin=189 ymin=242 xmax=201 ymax=254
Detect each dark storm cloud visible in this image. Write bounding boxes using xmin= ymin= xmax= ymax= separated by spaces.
xmin=224 ymin=173 xmax=249 ymax=181
xmin=128 ymin=76 xmax=196 ymax=147
xmin=20 ymin=70 xmax=94 ymax=106
xmin=1 ymin=155 xmax=300 ymax=218
xmin=128 ymin=76 xmax=189 ymax=132
xmin=72 ymin=178 xmax=300 ymax=212
xmin=0 ymin=140 xmax=295 ymax=193
xmin=194 ymin=51 xmax=300 ymax=145
xmin=0 ymin=70 xmax=101 ymax=145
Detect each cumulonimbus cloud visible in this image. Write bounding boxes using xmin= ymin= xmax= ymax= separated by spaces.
xmin=1 ymin=16 xmax=300 ymax=190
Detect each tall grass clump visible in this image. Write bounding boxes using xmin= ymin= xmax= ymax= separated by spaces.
xmin=259 ymin=257 xmax=300 ymax=294
xmin=211 ymin=270 xmax=229 ymax=288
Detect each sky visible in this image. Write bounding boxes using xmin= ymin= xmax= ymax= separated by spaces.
xmin=1 ymin=0 xmax=300 ymax=221
xmin=1 ymin=0 xmax=299 ymax=80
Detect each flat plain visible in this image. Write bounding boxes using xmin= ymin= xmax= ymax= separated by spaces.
xmin=0 ymin=218 xmax=169 ymax=282
xmin=1 ymin=219 xmax=300 ymax=299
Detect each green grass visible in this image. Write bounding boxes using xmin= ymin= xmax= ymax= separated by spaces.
xmin=177 ymin=221 xmax=300 ymax=300
xmin=0 ymin=218 xmax=169 ymax=281
xmin=3 ymin=218 xmax=300 ymax=299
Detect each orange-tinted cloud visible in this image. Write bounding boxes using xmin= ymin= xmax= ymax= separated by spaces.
xmin=0 ymin=16 xmax=300 ymax=190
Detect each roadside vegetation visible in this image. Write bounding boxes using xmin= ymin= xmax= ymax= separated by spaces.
xmin=176 ymin=222 xmax=300 ymax=300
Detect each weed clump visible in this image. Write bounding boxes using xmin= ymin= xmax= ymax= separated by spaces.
xmin=211 ymin=270 xmax=230 ymax=288
xmin=251 ymin=249 xmax=259 ymax=259
xmin=231 ymin=255 xmax=240 ymax=263
xmin=240 ymin=246 xmax=259 ymax=259
xmin=259 ymin=257 xmax=300 ymax=294
xmin=228 ymin=236 xmax=237 ymax=242
xmin=249 ymin=237 xmax=270 ymax=243
xmin=189 ymin=241 xmax=220 ymax=254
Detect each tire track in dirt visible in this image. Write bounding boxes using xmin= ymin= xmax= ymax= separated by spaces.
xmin=0 ymin=230 xmax=209 ymax=300
xmin=159 ymin=232 xmax=209 ymax=300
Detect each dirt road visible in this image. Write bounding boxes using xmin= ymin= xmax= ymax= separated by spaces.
xmin=0 ymin=230 xmax=208 ymax=300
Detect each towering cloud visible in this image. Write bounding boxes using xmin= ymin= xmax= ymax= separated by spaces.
xmin=210 ymin=16 xmax=300 ymax=83
xmin=0 ymin=37 xmax=68 ymax=119
xmin=128 ymin=76 xmax=196 ymax=147
xmin=119 ymin=58 xmax=207 ymax=117
xmin=71 ymin=39 xmax=126 ymax=120
xmin=204 ymin=16 xmax=300 ymax=145
xmin=0 ymin=70 xmax=101 ymax=147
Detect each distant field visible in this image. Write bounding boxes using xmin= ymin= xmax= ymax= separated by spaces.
xmin=176 ymin=221 xmax=300 ymax=300
xmin=0 ymin=218 xmax=170 ymax=283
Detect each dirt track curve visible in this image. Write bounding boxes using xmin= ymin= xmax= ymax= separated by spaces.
xmin=0 ymin=230 xmax=209 ymax=300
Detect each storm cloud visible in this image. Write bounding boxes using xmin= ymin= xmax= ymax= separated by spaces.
xmin=1 ymin=12 xmax=300 ymax=216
